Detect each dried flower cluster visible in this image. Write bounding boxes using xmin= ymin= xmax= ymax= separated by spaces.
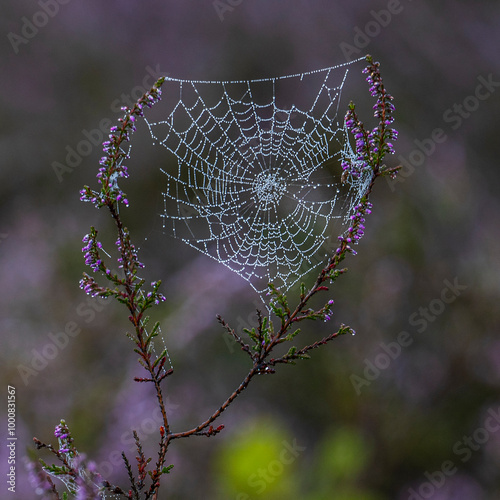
xmin=32 ymin=420 xmax=103 ymax=499
xmin=342 ymin=55 xmax=398 ymax=179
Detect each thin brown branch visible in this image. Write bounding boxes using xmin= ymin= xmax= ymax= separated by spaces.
xmin=168 ymin=366 xmax=259 ymax=440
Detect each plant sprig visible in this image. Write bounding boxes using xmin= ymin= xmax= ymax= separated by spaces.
xmin=32 ymin=54 xmax=398 ymax=499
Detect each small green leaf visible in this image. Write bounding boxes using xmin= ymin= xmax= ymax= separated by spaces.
xmin=152 ymin=349 xmax=167 ymax=368
xmin=243 ymin=327 xmax=258 ymax=343
xmin=284 ymin=328 xmax=300 ymax=341
xmin=261 ymin=316 xmax=268 ymax=331
xmin=263 ymin=328 xmax=270 ymax=344
xmin=145 ymin=321 xmax=160 ymax=347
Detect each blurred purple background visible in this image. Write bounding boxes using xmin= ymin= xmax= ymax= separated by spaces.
xmin=1 ymin=1 xmax=500 ymax=499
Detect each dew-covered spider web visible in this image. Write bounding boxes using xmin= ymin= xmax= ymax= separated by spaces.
xmin=145 ymin=57 xmax=372 ymax=301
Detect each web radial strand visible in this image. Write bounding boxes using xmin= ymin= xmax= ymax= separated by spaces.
xmin=145 ymin=58 xmax=370 ymax=300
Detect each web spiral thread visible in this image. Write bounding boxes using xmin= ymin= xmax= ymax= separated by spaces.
xmin=145 ymin=58 xmax=370 ymax=300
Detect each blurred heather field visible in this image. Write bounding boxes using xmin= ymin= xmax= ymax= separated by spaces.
xmin=1 ymin=1 xmax=500 ymax=499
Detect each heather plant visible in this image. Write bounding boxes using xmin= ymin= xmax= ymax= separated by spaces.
xmin=31 ymin=55 xmax=399 ymax=499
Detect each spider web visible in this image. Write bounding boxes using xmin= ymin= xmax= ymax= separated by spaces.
xmin=145 ymin=57 xmax=371 ymax=300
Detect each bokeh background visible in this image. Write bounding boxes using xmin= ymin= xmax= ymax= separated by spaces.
xmin=1 ymin=1 xmax=500 ymax=499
